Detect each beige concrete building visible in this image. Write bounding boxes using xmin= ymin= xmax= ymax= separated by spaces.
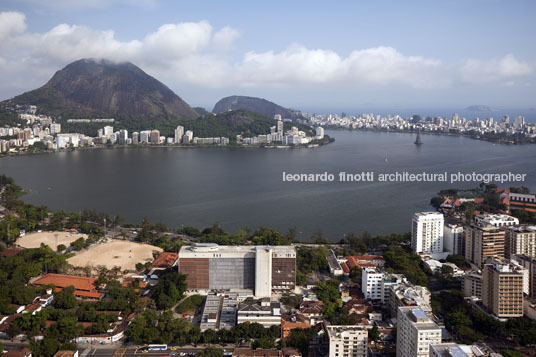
xmin=505 ymin=226 xmax=536 ymax=259
xmin=464 ymin=224 xmax=506 ymax=268
xmin=482 ymin=257 xmax=524 ymax=318
xmin=461 ymin=272 xmax=482 ymax=298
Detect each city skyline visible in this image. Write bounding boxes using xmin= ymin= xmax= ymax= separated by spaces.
xmin=0 ymin=0 xmax=535 ymax=111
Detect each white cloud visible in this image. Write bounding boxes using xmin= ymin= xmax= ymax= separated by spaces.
xmin=0 ymin=11 xmax=26 ymax=40
xmin=237 ymin=45 xmax=446 ymax=89
xmin=144 ymin=21 xmax=213 ymax=57
xmin=0 ymin=11 xmax=533 ymax=101
xmin=460 ymin=54 xmax=533 ymax=83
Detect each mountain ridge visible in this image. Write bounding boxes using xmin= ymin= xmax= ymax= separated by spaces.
xmin=212 ymin=95 xmax=304 ymax=120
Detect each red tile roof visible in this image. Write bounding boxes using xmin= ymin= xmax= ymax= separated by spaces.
xmin=341 ymin=262 xmax=350 ymax=274
xmin=72 ymin=290 xmax=103 ymax=299
xmin=354 ymin=255 xmax=384 ymax=261
xmin=34 ymin=273 xmax=97 ymax=291
xmin=0 ymin=248 xmax=24 ymax=257
xmin=151 ymin=252 xmax=178 ymax=269
xmin=345 ymin=256 xmax=358 ymax=269
xmin=2 ymin=348 xmax=32 ymax=357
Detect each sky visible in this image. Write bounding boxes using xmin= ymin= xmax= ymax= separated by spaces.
xmin=0 ymin=0 xmax=535 ymax=113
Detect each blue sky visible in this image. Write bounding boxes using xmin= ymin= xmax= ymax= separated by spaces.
xmin=0 ymin=0 xmax=534 ymax=112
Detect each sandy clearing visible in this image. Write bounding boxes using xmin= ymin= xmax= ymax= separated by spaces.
xmin=67 ymin=240 xmax=162 ymax=271
xmin=17 ymin=231 xmax=88 ymax=250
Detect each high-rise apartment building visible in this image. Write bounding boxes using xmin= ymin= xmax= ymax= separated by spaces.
xmin=396 ymin=306 xmax=441 ymax=357
xmin=182 ymin=130 xmax=193 ymax=143
xmin=443 ymin=224 xmax=464 ymax=255
xmin=464 ymin=224 xmax=506 ymax=268
xmin=150 ymin=129 xmax=160 ymax=143
xmin=178 ymin=244 xmax=296 ymax=298
xmin=49 ymin=123 xmax=61 ymax=135
xmin=326 ymin=325 xmax=367 ymax=357
xmin=361 ymin=268 xmax=383 ymax=301
xmin=140 ymin=130 xmax=150 ymax=143
xmin=482 ymin=257 xmax=524 ymax=318
xmin=174 ymin=125 xmax=184 ymax=144
xmin=512 ymin=254 xmax=536 ymax=299
xmin=103 ymin=126 xmax=114 ymax=137
xmin=131 ymin=132 xmax=139 ymax=144
xmin=505 ymin=226 xmax=536 ymax=259
xmin=412 ymin=212 xmax=444 ymax=254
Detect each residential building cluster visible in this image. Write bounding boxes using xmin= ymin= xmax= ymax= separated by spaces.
xmin=305 ymin=111 xmax=536 ymax=141
xmin=236 ymin=114 xmax=323 ymax=146
xmin=0 ymin=106 xmax=326 ymax=154
xmin=411 ymin=208 xmax=536 ymax=321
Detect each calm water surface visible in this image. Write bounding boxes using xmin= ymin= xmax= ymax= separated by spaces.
xmin=1 ymin=131 xmax=535 ymax=241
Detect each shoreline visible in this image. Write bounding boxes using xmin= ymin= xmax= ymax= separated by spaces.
xmin=324 ymin=126 xmax=535 ymax=145
xmin=0 ymin=136 xmax=334 ymax=159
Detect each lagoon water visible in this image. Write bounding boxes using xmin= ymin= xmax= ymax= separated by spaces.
xmin=1 ymin=130 xmax=535 ymax=241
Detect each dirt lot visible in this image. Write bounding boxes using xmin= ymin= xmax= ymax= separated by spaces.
xmin=17 ymin=231 xmax=88 ymax=250
xmin=67 ymin=240 xmax=162 ymax=271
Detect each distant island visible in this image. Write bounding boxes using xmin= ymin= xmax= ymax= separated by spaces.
xmin=464 ymin=105 xmax=497 ymax=112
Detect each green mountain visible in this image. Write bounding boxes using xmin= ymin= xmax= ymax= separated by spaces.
xmin=213 ymin=95 xmax=304 ymax=120
xmin=7 ymin=58 xmax=198 ymax=121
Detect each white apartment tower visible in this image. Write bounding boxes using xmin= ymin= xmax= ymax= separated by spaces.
xmin=396 ymin=306 xmax=441 ymax=357
xmin=412 ymin=212 xmax=444 ymax=254
xmin=362 ymin=268 xmax=383 ymax=301
xmin=174 ymin=125 xmax=184 ymax=144
xmin=182 ymin=130 xmax=193 ymax=143
xmin=103 ymin=125 xmax=114 ymax=137
xmin=326 ymin=325 xmax=368 ymax=357
xmin=444 ymin=224 xmax=464 ymax=255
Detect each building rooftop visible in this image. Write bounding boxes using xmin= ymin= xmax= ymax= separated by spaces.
xmin=179 ymin=244 xmax=295 ymax=257
xmin=33 ymin=273 xmax=97 ymax=291
xmin=150 ymin=252 xmax=178 ymax=269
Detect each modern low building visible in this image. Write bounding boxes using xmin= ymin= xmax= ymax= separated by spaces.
xmin=237 ymin=298 xmax=281 ymax=328
xmin=32 ymin=273 xmax=103 ymax=299
xmin=327 ymin=250 xmax=343 ymax=276
xmin=200 ymin=294 xmax=238 ymax=330
xmin=396 ymin=307 xmax=441 ymax=357
xmin=178 ymin=244 xmax=296 ymax=297
xmin=412 ymin=212 xmax=444 ymax=254
xmin=482 ymin=257 xmax=524 ymax=318
xmin=509 ymin=192 xmax=536 ymax=213
xmin=281 ymin=313 xmax=310 ymax=339
xmin=326 ymin=325 xmax=368 ymax=357
xmin=429 ymin=343 xmax=470 ymax=357
xmin=474 ymin=213 xmax=519 ymax=227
